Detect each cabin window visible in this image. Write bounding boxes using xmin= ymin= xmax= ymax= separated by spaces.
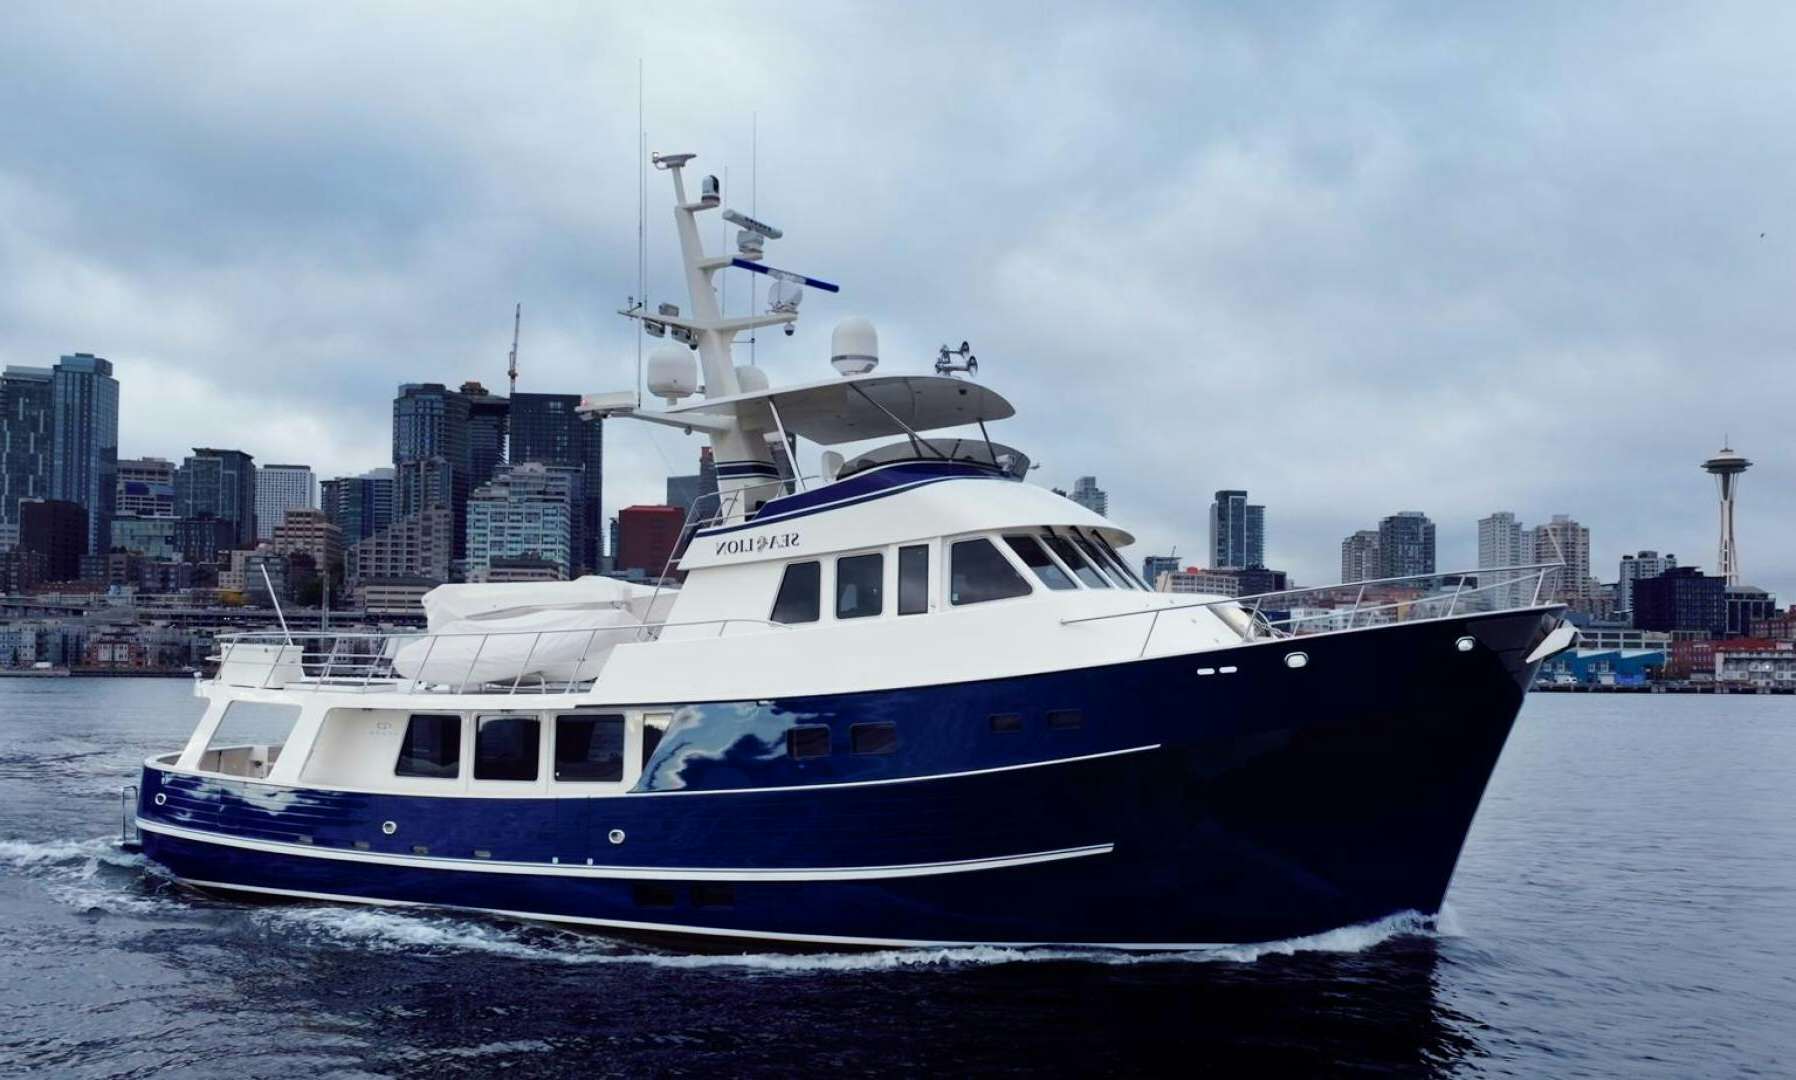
xmin=850 ymin=721 xmax=899 ymax=755
xmin=474 ymin=715 xmax=540 ymax=781
xmin=788 ymin=724 xmax=832 ymax=759
xmin=1004 ymin=535 xmax=1077 ymax=590
xmin=771 ymin=561 xmax=821 ymax=624
xmin=1088 ymin=531 xmax=1147 ymax=589
xmin=395 ymin=713 xmax=462 ymax=778
xmin=898 ymin=544 xmax=930 ymax=615
xmin=989 ymin=712 xmax=1024 ymax=733
xmin=1047 ymin=708 xmax=1084 ymax=731
xmin=1044 ymin=535 xmax=1110 ymax=589
xmin=950 ymin=538 xmax=1032 ymax=606
xmin=554 ymin=714 xmax=625 ymax=782
xmin=1074 ymin=534 xmax=1127 ymax=588
xmin=836 ymin=552 xmax=884 ymax=619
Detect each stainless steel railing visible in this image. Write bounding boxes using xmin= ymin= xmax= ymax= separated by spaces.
xmin=1062 ymin=562 xmax=1566 ymax=658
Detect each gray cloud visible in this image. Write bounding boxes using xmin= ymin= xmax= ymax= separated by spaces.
xmin=2 ymin=2 xmax=1791 ymax=594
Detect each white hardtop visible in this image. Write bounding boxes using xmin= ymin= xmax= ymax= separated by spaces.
xmin=661 ymin=372 xmax=1015 ymax=445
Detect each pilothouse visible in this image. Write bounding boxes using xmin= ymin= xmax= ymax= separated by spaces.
xmin=129 ymin=150 xmax=1577 ymax=949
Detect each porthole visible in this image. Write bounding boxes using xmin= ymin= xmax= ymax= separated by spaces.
xmin=1284 ymin=652 xmax=1309 ymax=670
xmin=1456 ymin=636 xmax=1476 ymax=653
xmin=608 ymin=828 xmax=626 ymax=845
xmin=381 ymin=820 xmax=398 ymax=836
xmin=153 ymin=792 xmax=166 ymax=806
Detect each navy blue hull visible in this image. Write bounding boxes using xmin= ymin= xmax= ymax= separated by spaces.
xmin=139 ymin=607 xmax=1563 ymax=946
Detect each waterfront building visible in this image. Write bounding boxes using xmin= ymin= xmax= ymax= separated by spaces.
xmin=509 ymin=392 xmax=604 ymax=572
xmin=1751 ymin=612 xmax=1796 ymax=642
xmin=347 ymin=507 xmax=454 ymax=585
xmin=1140 ymin=554 xmax=1181 ymax=586
xmin=218 ymin=547 xmax=290 ymax=604
xmin=270 ymin=508 xmax=343 ymax=577
xmin=111 ymin=516 xmax=180 ymax=561
xmin=1155 ymin=568 xmax=1240 ymax=596
xmin=1633 ymin=566 xmax=1727 ymax=637
xmin=1340 ymin=530 xmax=1380 ymax=583
xmin=1069 ymin=476 xmax=1107 ymax=517
xmin=321 ymin=468 xmax=396 ymax=544
xmin=1536 ymin=648 xmax=1668 ymax=688
xmin=79 ymin=550 xmax=144 ymax=589
xmin=1209 ymin=490 xmax=1264 ymax=570
xmin=466 ymin=462 xmax=575 ymax=581
xmin=1478 ymin=512 xmax=1528 ymax=609
xmin=0 ymin=366 xmax=54 ymax=526
xmin=1725 ymin=585 xmax=1777 ymax=639
xmin=1713 ymin=640 xmax=1796 ymax=688
xmin=1377 ymin=512 xmax=1435 ymax=579
xmin=1618 ymin=550 xmax=1677 ymax=617
xmin=615 ymin=505 xmax=684 ymax=579
xmin=255 ymin=464 xmax=315 ymax=541
xmin=116 ymin=458 xmax=176 ymax=518
xmin=175 ymin=448 xmax=258 ymax=548
xmin=47 ymin=353 xmax=120 ymax=556
xmin=17 ymin=498 xmax=87 ymax=581
xmin=0 ymin=549 xmax=47 ymax=594
xmin=1569 ymin=626 xmax=1675 ymax=652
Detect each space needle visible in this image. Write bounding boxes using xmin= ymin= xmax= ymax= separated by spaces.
xmin=1702 ymin=442 xmax=1752 ymax=586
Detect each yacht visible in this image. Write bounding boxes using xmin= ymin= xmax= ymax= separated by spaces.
xmin=129 ymin=152 xmax=1576 ymax=948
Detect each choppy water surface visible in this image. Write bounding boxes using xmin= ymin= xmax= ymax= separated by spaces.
xmin=1 ymin=680 xmax=1792 ymax=1077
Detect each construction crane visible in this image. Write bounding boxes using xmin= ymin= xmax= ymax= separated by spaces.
xmin=506 ymin=302 xmax=521 ymax=395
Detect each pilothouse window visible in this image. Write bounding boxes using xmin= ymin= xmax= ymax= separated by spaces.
xmin=836 ymin=553 xmax=884 ymax=619
xmin=1044 ymin=535 xmax=1110 ymax=589
xmin=898 ymin=545 xmax=929 ymax=615
xmin=475 ymin=716 xmax=540 ymax=782
xmin=1073 ymin=535 xmax=1123 ymax=588
xmin=395 ymin=713 xmax=461 ymax=778
xmin=950 ymin=539 xmax=1033 ymax=605
xmin=1005 ymin=535 xmax=1077 ymax=590
xmin=771 ymin=561 xmax=821 ymax=624
xmin=554 ymin=714 xmax=625 ymax=782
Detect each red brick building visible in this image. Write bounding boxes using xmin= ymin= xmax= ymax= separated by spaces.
xmin=615 ymin=505 xmax=686 ymax=579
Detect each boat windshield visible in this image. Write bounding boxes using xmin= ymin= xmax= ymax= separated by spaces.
xmin=837 ymin=438 xmax=1031 ymax=480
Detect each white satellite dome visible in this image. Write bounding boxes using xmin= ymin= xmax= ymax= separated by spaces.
xmin=830 ymin=316 xmax=879 ymax=376
xmin=646 ymin=344 xmax=698 ymax=404
xmin=734 ymin=365 xmax=770 ymax=393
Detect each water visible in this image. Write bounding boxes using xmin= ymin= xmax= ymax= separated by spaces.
xmin=2 ymin=680 xmax=1792 ymax=1077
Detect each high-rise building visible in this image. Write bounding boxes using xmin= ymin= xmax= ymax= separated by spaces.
xmin=48 ymin=353 xmax=120 ymax=555
xmin=172 ymin=517 xmax=238 ymax=565
xmin=666 ymin=446 xmax=720 ymax=520
xmin=509 ymin=392 xmax=603 ymax=573
xmin=1618 ymin=550 xmax=1677 ymax=616
xmin=1209 ymin=490 xmax=1265 ymax=569
xmin=1527 ymin=514 xmax=1591 ymax=601
xmin=615 ymin=505 xmax=685 ymax=579
xmin=347 ymin=508 xmax=454 ymax=584
xmin=0 ymin=366 xmax=54 ymax=526
xmin=175 ymin=448 xmax=258 ymax=548
xmin=321 ymin=468 xmax=395 ymax=545
xmin=466 ymin=462 xmax=575 ymax=581
xmin=255 ymin=464 xmax=315 ymax=540
xmin=1069 ymin=476 xmax=1108 ymax=517
xmin=393 ymin=383 xmax=473 ymax=559
xmin=116 ymin=458 xmax=176 ymax=518
xmin=1478 ymin=511 xmax=1527 ymax=608
xmin=1376 ymin=512 xmax=1435 ymax=579
xmin=270 ymin=508 xmax=343 ymax=576
xmin=1341 ymin=530 xmax=1381 ymax=583
xmin=1141 ymin=554 xmax=1181 ymax=585
xmin=462 ymin=381 xmax=510 ymax=493
xmin=1633 ymin=566 xmax=1726 ymax=637
xmin=17 ymin=499 xmax=87 ymax=582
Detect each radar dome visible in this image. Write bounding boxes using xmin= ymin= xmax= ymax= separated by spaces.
xmin=646 ymin=345 xmax=698 ymax=404
xmin=830 ymin=316 xmax=879 ymax=376
xmin=734 ymin=365 xmax=770 ymax=393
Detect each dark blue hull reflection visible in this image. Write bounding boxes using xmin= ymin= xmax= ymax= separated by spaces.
xmin=138 ymin=608 xmax=1563 ymax=946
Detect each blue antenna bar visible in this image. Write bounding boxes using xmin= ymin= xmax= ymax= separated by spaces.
xmin=729 ymin=258 xmax=840 ymax=293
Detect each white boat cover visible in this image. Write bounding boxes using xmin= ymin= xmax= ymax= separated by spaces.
xmin=391 ymin=577 xmax=678 ymax=687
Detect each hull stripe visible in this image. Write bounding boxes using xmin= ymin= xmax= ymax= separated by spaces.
xmin=140 ymin=819 xmax=1113 ymax=881
xmin=173 ymin=878 xmax=1227 ymax=951
xmin=143 ymin=743 xmax=1163 ymax=802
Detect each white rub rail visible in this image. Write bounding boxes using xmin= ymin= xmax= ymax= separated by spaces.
xmin=1061 ymin=562 xmax=1566 ymax=659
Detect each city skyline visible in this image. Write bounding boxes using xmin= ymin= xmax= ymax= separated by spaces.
xmin=2 ymin=7 xmax=1792 ymax=596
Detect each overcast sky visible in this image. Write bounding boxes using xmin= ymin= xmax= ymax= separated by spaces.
xmin=2 ymin=3 xmax=1791 ymax=594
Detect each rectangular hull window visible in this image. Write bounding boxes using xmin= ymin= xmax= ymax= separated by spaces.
xmin=395 ymin=713 xmax=462 ymax=778
xmin=989 ymin=713 xmax=1024 ymax=733
xmin=475 ymin=716 xmax=541 ymax=781
xmin=1046 ymin=709 xmax=1084 ymax=731
xmin=788 ymin=725 xmax=831 ymax=759
xmin=836 ymin=552 xmax=884 ymax=619
xmin=771 ymin=561 xmax=821 ymax=624
xmin=850 ymin=721 xmax=898 ymax=755
xmin=898 ymin=544 xmax=929 ymax=614
xmin=555 ymin=714 xmax=625 ymax=782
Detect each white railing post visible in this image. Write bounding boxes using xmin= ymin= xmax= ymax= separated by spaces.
xmin=510 ymin=632 xmax=542 ymax=695
xmin=407 ymin=634 xmax=437 ymax=695
xmin=459 ymin=634 xmax=489 ymax=695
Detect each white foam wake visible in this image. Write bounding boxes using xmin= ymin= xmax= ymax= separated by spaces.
xmin=250 ymin=904 xmax=1443 ymax=973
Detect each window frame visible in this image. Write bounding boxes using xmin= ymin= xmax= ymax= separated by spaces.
xmin=472 ymin=713 xmax=544 ymax=784
xmin=769 ymin=559 xmax=822 ymax=625
xmin=834 ymin=550 xmax=886 ymax=620
xmin=1004 ymin=534 xmax=1079 ymax=591
xmin=393 ymin=712 xmax=464 ymax=779
xmin=552 ymin=711 xmax=628 ymax=784
xmin=947 ymin=535 xmax=1035 ymax=607
xmin=898 ymin=543 xmax=931 ymax=615
xmin=1043 ymin=532 xmax=1112 ymax=589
